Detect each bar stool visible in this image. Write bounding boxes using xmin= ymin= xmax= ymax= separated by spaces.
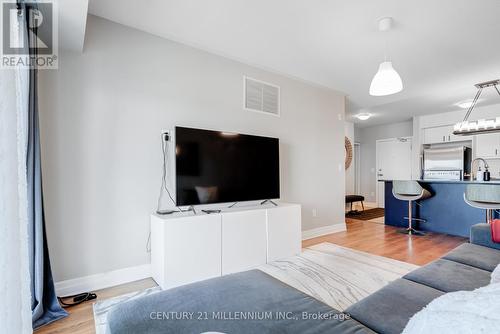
xmin=392 ymin=180 xmax=432 ymax=236
xmin=464 ymin=184 xmax=500 ymax=224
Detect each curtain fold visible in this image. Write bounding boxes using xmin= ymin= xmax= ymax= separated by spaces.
xmin=27 ymin=44 xmax=68 ymax=329
xmin=0 ymin=3 xmax=32 ymax=333
xmin=21 ymin=1 xmax=67 ymax=329
xmin=0 ymin=57 xmax=33 ymax=334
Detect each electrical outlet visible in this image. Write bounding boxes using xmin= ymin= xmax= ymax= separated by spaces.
xmin=312 ymin=208 xmax=318 ymax=218
xmin=162 ymin=131 xmax=170 ymax=142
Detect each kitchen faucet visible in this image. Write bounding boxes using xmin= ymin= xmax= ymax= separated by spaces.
xmin=471 ymin=158 xmax=489 ymax=180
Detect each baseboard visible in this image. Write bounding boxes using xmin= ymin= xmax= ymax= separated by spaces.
xmin=55 ymin=264 xmax=152 ymax=297
xmin=302 ymin=223 xmax=346 ymax=240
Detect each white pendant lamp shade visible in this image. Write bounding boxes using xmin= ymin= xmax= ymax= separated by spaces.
xmin=369 ymin=61 xmax=403 ymax=96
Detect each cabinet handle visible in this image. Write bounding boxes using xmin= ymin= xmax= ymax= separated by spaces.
xmin=443 ymin=136 xmax=445 ymax=142
xmin=448 ymin=135 xmax=451 ymax=141
xmin=496 ymin=149 xmax=498 ymax=156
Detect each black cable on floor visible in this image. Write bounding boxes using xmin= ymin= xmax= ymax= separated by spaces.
xmin=57 ymin=292 xmax=97 ymax=307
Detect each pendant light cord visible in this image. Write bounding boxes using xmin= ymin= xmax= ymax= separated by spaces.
xmin=462 ymin=88 xmax=483 ymax=123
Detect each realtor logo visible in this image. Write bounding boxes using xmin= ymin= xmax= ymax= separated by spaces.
xmin=1 ymin=0 xmax=58 ymax=69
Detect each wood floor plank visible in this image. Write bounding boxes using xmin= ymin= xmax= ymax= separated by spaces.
xmin=302 ymin=219 xmax=467 ymax=266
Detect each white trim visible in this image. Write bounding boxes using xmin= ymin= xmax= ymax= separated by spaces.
xmin=301 ymin=223 xmax=346 ymax=240
xmin=55 ymin=264 xmax=152 ymax=297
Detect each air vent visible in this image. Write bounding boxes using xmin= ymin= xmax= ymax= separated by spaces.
xmin=244 ymin=76 xmax=280 ymax=116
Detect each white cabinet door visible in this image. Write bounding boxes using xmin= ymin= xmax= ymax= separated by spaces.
xmin=267 ymin=205 xmax=301 ymax=262
xmin=221 ymin=209 xmax=267 ymax=275
xmin=445 ymin=125 xmax=463 ymax=142
xmin=161 ymin=215 xmax=221 ymax=289
xmin=423 ymin=126 xmax=447 ymax=144
xmin=423 ymin=125 xmax=464 ymax=144
xmin=476 ymin=133 xmax=500 ymax=158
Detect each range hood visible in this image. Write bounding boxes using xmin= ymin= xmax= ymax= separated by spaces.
xmin=453 ymin=79 xmax=500 ymax=136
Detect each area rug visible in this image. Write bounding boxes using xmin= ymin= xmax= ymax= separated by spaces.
xmin=258 ymin=243 xmax=418 ymax=311
xmin=93 ymin=243 xmax=417 ymax=332
xmin=346 ymin=207 xmax=384 ymax=220
xmin=93 ymin=286 xmax=161 ymax=334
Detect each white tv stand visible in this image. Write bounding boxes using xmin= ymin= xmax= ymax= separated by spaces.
xmin=151 ymin=202 xmax=301 ymax=290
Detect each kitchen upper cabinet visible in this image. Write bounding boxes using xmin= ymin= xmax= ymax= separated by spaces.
xmin=475 ymin=133 xmax=500 ymax=158
xmin=422 ymin=125 xmax=462 ymax=144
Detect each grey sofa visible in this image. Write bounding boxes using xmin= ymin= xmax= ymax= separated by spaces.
xmin=108 ymin=223 xmax=500 ymax=334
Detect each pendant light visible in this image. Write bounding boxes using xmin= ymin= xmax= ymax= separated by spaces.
xmin=369 ymin=17 xmax=403 ymax=96
xmin=453 ymin=79 xmax=500 ymax=136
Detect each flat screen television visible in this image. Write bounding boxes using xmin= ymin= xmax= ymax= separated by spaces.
xmin=175 ymin=126 xmax=280 ymax=206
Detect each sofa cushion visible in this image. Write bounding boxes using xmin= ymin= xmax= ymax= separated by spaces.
xmin=470 ymin=223 xmax=500 ymax=251
xmin=443 ymin=242 xmax=500 ymax=272
xmin=402 ymin=282 xmax=500 ymax=334
xmin=345 ymin=278 xmax=444 ymax=334
xmin=107 ymin=269 xmax=374 ymax=334
xmin=404 ymin=258 xmax=491 ymax=292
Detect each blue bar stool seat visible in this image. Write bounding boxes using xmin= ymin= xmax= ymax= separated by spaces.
xmin=392 ymin=180 xmax=432 ymax=236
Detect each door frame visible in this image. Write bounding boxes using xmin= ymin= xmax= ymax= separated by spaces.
xmin=354 ymin=142 xmax=361 ymax=195
xmin=375 ymin=137 xmax=413 ymax=207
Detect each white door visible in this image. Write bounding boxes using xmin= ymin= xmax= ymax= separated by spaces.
xmin=376 ymin=138 xmax=412 ymax=208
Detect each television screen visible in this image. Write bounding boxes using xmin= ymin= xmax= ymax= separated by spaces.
xmin=175 ymin=126 xmax=280 ymax=206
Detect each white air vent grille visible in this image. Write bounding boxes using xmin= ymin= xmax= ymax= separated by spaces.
xmin=244 ymin=76 xmax=280 ymax=116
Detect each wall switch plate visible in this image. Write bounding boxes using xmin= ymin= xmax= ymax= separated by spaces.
xmin=370 ymin=192 xmax=375 ymax=197
xmin=312 ymin=208 xmax=318 ymax=217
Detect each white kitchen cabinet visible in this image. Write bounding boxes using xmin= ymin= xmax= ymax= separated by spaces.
xmin=422 ymin=125 xmax=463 ymax=144
xmin=475 ymin=133 xmax=500 ymax=158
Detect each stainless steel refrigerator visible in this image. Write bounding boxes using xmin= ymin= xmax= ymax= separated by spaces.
xmin=422 ymin=146 xmax=471 ymax=180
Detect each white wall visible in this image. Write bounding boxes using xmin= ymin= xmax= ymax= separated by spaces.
xmin=38 ymin=16 xmax=346 ymax=281
xmin=355 ymin=121 xmax=413 ymax=202
xmin=345 ymin=122 xmax=355 ymax=194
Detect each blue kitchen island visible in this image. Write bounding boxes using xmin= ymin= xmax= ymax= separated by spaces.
xmin=383 ymin=180 xmax=500 ymax=237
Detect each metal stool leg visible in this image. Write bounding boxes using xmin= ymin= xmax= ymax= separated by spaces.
xmin=399 ymin=200 xmax=425 ymax=236
xmin=485 ymin=208 xmax=496 ymax=224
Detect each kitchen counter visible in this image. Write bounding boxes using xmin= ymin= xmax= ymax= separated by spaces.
xmin=380 ymin=179 xmax=500 ymax=184
xmin=382 ymin=180 xmax=500 ymax=237
xmin=419 ymin=179 xmax=500 ymax=184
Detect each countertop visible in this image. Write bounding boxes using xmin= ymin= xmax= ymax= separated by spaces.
xmin=380 ymin=179 xmax=500 ymax=185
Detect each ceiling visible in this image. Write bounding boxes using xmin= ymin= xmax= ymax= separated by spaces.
xmin=87 ymin=0 xmax=500 ymax=127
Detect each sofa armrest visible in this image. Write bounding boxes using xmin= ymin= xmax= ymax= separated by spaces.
xmin=470 ymin=223 xmax=500 ymax=250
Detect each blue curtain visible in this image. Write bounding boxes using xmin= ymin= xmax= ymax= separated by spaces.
xmin=19 ymin=1 xmax=68 ymax=328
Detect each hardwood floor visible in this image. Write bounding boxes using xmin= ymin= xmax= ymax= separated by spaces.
xmin=37 ymin=217 xmax=466 ymax=334
xmin=35 ymin=278 xmax=157 ymax=334
xmin=303 ymin=218 xmax=467 ymax=266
